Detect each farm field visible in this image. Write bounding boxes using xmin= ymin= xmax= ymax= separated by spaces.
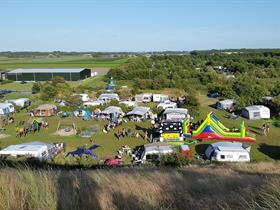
xmin=0 ymin=55 xmax=128 ymax=69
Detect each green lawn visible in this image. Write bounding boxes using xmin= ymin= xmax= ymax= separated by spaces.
xmin=0 ymin=56 xmax=128 ymax=69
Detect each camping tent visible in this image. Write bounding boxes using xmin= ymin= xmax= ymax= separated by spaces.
xmin=33 ymin=104 xmax=57 ymax=117
xmin=242 ymin=105 xmax=270 ymax=120
xmin=73 ymin=109 xmax=92 ymax=120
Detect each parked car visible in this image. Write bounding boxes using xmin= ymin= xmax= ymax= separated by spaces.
xmin=207 ymin=92 xmax=220 ymax=98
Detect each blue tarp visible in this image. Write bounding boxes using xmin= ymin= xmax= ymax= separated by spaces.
xmin=68 ymin=147 xmax=98 ymax=159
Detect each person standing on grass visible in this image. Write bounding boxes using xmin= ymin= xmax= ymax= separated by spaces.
xmin=262 ymin=123 xmax=267 ymax=136
xmin=144 ymin=130 xmax=148 ymax=141
xmin=265 ymin=123 xmax=270 ymax=135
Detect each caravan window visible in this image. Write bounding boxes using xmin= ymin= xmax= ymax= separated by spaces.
xmin=253 ymin=112 xmax=260 ymax=118
xmin=238 ymin=155 xmax=247 ymax=160
xmin=226 ymin=155 xmax=233 ymax=159
xmin=220 ymin=155 xmax=225 ymax=159
xmin=146 ymin=154 xmax=159 ymax=162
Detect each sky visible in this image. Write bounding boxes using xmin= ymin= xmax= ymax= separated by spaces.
xmin=0 ymin=0 xmax=280 ymax=51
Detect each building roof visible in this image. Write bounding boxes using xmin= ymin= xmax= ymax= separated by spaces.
xmin=8 ymin=68 xmax=86 ymax=74
xmin=244 ymin=105 xmax=269 ymax=112
xmin=163 ymin=108 xmax=188 ymax=115
xmin=36 ymin=104 xmax=57 ymax=110
xmin=126 ymin=106 xmax=150 ymax=116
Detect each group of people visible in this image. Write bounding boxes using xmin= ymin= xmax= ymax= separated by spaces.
xmin=15 ymin=120 xmax=49 ymax=138
xmin=116 ymin=128 xmax=141 ymax=140
xmin=262 ymin=123 xmax=270 ymax=136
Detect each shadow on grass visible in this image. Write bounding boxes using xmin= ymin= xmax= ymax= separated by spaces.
xmin=248 ymin=126 xmax=263 ymax=135
xmin=258 ymin=144 xmax=280 ymax=160
xmin=57 ymin=171 xmax=102 ymax=210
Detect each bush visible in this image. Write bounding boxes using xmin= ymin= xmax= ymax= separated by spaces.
xmin=1 ymin=80 xmax=13 ymax=85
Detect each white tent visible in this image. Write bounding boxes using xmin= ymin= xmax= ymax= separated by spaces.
xmin=0 ymin=141 xmax=59 ymax=161
xmin=205 ymin=142 xmax=251 ymax=162
xmin=242 ymin=105 xmax=270 ymax=120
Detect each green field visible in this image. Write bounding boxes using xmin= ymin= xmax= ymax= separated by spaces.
xmin=0 ymin=56 xmax=128 ymax=69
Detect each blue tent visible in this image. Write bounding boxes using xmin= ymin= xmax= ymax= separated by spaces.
xmin=72 ymin=109 xmax=92 ymax=120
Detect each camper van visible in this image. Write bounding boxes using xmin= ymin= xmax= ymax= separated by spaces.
xmin=132 ymin=142 xmax=175 ymax=163
xmin=216 ymin=99 xmax=236 ymax=111
xmin=153 ymin=94 xmax=169 ymax=103
xmin=135 ymin=93 xmax=152 ymax=103
xmin=98 ymin=93 xmax=119 ymax=102
xmin=0 ymin=103 xmax=10 ymax=116
xmin=73 ymin=94 xmax=90 ymax=102
xmin=205 ymin=142 xmax=251 ymax=162
xmin=157 ymin=100 xmax=177 ymax=109
xmin=0 ymin=103 xmax=14 ymax=115
xmin=242 ymin=105 xmax=270 ymax=120
xmin=6 ymin=98 xmax=30 ymax=108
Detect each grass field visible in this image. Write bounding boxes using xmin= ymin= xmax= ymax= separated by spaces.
xmin=0 ymin=162 xmax=279 ymax=210
xmin=0 ymin=55 xmax=128 ymax=69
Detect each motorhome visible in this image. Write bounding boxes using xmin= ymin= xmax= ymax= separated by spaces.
xmin=157 ymin=100 xmax=177 ymax=109
xmin=6 ymin=98 xmax=30 ymax=108
xmin=205 ymin=142 xmax=251 ymax=162
xmin=153 ymin=94 xmax=169 ymax=102
xmin=135 ymin=93 xmax=152 ymax=103
xmin=132 ymin=142 xmax=175 ymax=163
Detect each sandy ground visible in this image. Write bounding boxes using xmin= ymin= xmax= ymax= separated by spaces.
xmin=54 ymin=129 xmax=77 ymax=136
xmin=0 ymin=134 xmax=10 ymax=139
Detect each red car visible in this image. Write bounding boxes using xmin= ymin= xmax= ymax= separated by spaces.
xmin=104 ymin=157 xmax=123 ymax=167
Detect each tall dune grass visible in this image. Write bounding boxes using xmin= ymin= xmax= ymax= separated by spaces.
xmin=0 ymin=163 xmax=279 ymax=210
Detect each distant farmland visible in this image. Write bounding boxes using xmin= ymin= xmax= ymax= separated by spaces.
xmin=0 ymin=56 xmax=128 ymax=69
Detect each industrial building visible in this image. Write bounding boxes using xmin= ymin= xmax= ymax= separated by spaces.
xmin=6 ymin=68 xmax=91 ymax=81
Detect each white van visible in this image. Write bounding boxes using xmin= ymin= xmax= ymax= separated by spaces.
xmin=205 ymin=142 xmax=251 ymax=162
